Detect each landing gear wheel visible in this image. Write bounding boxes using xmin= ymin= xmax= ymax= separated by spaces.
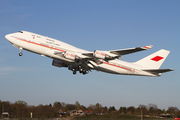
xmin=19 ymin=52 xmax=23 ymax=56
xmin=19 ymin=47 xmax=23 ymax=56
xmin=79 ymin=68 xmax=83 ymax=73
xmin=82 ymin=69 xmax=86 ymax=75
xmin=73 ymin=69 xmax=76 ymax=75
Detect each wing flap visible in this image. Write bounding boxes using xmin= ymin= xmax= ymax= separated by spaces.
xmin=82 ymin=52 xmax=93 ymax=57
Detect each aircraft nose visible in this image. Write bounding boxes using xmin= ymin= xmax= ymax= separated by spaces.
xmin=5 ymin=34 xmax=12 ymax=42
xmin=5 ymin=34 xmax=10 ymax=40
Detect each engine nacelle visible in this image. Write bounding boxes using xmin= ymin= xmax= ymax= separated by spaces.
xmin=64 ymin=51 xmax=76 ymax=60
xmin=93 ymin=50 xmax=107 ymax=59
xmin=52 ymin=60 xmax=68 ymax=68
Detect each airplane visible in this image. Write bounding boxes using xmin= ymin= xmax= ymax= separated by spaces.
xmin=5 ymin=31 xmax=173 ymax=77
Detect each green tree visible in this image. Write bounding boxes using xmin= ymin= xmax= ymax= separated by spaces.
xmin=167 ymin=106 xmax=179 ymax=117
xmin=87 ymin=104 xmax=94 ymax=112
xmin=109 ymin=106 xmax=116 ymax=112
xmin=119 ymin=107 xmax=127 ymax=114
xmin=53 ymin=101 xmax=62 ymax=112
xmin=0 ymin=100 xmax=1 ymax=117
xmin=80 ymin=105 xmax=87 ymax=111
xmin=148 ymin=103 xmax=158 ymax=116
xmin=111 ymin=110 xmax=118 ymax=115
xmin=95 ymin=103 xmax=103 ymax=113
xmin=63 ymin=104 xmax=70 ymax=112
xmin=68 ymin=104 xmax=75 ymax=110
xmin=103 ymin=106 xmax=108 ymax=113
xmin=75 ymin=101 xmax=80 ymax=110
xmin=127 ymin=106 xmax=135 ymax=115
xmin=15 ymin=100 xmax=27 ymax=106
xmin=13 ymin=100 xmax=28 ymax=118
xmin=137 ymin=104 xmax=148 ymax=115
xmin=61 ymin=102 xmax=66 ymax=108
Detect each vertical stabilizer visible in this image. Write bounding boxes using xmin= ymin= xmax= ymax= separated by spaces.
xmin=134 ymin=49 xmax=170 ymax=69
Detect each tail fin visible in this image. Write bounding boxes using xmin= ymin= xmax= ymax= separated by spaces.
xmin=134 ymin=49 xmax=170 ymax=69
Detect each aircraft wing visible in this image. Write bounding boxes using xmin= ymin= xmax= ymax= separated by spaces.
xmin=109 ymin=45 xmax=153 ymax=56
xmin=82 ymin=45 xmax=153 ymax=59
xmin=53 ymin=45 xmax=153 ymax=66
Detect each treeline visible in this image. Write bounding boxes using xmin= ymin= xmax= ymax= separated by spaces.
xmin=0 ymin=100 xmax=180 ymax=118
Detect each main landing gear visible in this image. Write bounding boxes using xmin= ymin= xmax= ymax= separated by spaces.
xmin=72 ymin=69 xmax=77 ymax=75
xmin=71 ymin=66 xmax=89 ymax=75
xmin=19 ymin=47 xmax=23 ymax=56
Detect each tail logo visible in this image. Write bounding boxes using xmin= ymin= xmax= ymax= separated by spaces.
xmin=151 ymin=56 xmax=164 ymax=62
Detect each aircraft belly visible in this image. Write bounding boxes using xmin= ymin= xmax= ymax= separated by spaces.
xmin=96 ymin=63 xmax=130 ymax=75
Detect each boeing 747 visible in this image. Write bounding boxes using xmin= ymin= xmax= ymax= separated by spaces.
xmin=5 ymin=31 xmax=173 ymax=76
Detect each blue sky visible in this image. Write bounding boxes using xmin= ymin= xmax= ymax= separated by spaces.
xmin=0 ymin=0 xmax=180 ymax=110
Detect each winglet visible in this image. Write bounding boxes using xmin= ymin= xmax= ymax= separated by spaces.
xmin=142 ymin=45 xmax=153 ymax=50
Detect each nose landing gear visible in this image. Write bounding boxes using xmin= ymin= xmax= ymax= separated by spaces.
xmin=19 ymin=52 xmax=23 ymax=56
xmin=19 ymin=47 xmax=23 ymax=56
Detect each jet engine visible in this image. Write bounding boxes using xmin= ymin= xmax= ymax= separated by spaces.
xmin=93 ymin=50 xmax=112 ymax=59
xmin=52 ymin=60 xmax=68 ymax=67
xmin=64 ymin=51 xmax=77 ymax=60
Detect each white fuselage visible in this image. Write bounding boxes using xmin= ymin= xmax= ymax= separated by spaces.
xmin=5 ymin=31 xmax=157 ymax=76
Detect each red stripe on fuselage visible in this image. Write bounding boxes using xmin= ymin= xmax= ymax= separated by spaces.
xmin=15 ymin=37 xmax=66 ymax=52
xmin=14 ymin=37 xmax=137 ymax=73
xmin=101 ymin=61 xmax=137 ymax=73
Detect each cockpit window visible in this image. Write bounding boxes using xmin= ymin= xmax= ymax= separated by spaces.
xmin=19 ymin=31 xmax=23 ymax=33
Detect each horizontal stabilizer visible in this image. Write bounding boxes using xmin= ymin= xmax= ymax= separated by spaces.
xmin=143 ymin=69 xmax=174 ymax=74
